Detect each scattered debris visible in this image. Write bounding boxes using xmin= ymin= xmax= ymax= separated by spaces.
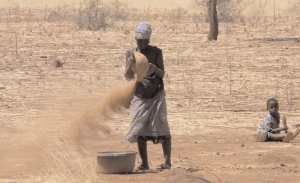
xmin=185 ymin=166 xmax=200 ymax=172
xmin=125 ymin=30 xmax=130 ymax=35
xmin=51 ymin=60 xmax=65 ymax=68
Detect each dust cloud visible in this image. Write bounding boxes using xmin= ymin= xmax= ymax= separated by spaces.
xmin=0 ymin=79 xmax=137 ymax=178
xmin=67 ymin=79 xmax=137 ymax=144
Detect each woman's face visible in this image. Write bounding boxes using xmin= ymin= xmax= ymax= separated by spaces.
xmin=136 ymin=38 xmax=150 ymax=50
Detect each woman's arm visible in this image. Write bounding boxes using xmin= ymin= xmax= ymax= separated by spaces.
xmin=124 ymin=51 xmax=135 ymax=81
xmin=148 ymin=50 xmax=165 ymax=78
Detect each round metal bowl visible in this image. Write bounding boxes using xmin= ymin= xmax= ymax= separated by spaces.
xmin=97 ymin=151 xmax=138 ymax=174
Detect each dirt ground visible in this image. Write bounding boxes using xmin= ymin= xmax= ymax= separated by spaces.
xmin=1 ymin=1 xmax=300 ymax=183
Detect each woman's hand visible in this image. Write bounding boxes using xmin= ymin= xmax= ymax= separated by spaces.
xmin=128 ymin=53 xmax=136 ymax=68
xmin=146 ymin=63 xmax=158 ymax=76
xmin=124 ymin=52 xmax=136 ymax=81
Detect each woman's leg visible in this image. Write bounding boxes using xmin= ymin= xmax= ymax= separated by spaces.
xmin=137 ymin=136 xmax=149 ymax=169
xmin=162 ymin=137 xmax=171 ymax=168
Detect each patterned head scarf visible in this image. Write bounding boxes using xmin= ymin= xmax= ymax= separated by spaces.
xmin=135 ymin=22 xmax=152 ymax=39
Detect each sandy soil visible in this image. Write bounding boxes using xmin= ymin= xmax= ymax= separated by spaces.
xmin=1 ymin=1 xmax=300 ymax=183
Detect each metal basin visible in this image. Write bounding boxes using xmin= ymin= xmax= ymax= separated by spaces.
xmin=97 ymin=151 xmax=138 ymax=174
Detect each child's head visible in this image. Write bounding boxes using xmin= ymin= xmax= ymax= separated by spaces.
xmin=267 ymin=98 xmax=279 ymax=116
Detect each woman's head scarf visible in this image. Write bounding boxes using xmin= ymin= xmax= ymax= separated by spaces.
xmin=135 ymin=22 xmax=152 ymax=39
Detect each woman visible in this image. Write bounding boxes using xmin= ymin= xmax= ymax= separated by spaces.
xmin=124 ymin=22 xmax=171 ymax=170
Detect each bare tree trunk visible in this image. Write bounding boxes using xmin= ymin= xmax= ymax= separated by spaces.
xmin=207 ymin=0 xmax=218 ymax=41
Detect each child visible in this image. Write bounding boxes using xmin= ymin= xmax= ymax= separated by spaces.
xmin=257 ymin=98 xmax=299 ymax=142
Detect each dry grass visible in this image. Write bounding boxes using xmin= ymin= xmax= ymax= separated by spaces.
xmin=31 ymin=134 xmax=97 ymax=183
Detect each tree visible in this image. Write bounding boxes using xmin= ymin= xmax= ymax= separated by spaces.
xmin=207 ymin=0 xmax=218 ymax=41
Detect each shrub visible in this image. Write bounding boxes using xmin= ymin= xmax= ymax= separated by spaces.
xmin=110 ymin=0 xmax=128 ymax=20
xmin=75 ymin=0 xmax=109 ymax=30
xmin=192 ymin=0 xmax=248 ymax=22
xmin=169 ymin=7 xmax=188 ymax=23
xmin=45 ymin=0 xmax=128 ymax=30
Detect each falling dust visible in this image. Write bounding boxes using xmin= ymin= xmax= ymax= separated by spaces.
xmin=0 ymin=78 xmax=137 ymax=178
xmin=67 ymin=79 xmax=137 ymax=144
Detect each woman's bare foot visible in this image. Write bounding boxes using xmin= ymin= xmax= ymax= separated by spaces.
xmin=157 ymin=163 xmax=171 ymax=171
xmin=135 ymin=164 xmax=149 ymax=170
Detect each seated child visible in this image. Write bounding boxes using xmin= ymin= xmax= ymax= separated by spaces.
xmin=257 ymin=98 xmax=299 ymax=142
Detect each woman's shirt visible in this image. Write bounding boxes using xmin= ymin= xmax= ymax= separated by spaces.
xmin=125 ymin=45 xmax=165 ymax=97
